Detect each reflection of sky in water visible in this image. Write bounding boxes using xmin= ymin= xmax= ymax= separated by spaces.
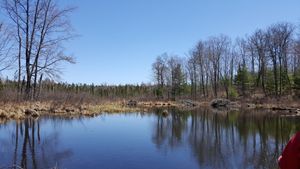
xmin=0 ymin=109 xmax=299 ymax=169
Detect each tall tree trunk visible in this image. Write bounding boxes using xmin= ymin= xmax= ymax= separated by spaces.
xmin=25 ymin=0 xmax=31 ymax=99
xmin=14 ymin=0 xmax=22 ymax=95
xmin=272 ymin=57 xmax=279 ymax=96
xmin=279 ymin=56 xmax=282 ymax=95
xmin=37 ymin=74 xmax=43 ymax=98
xmin=33 ymin=62 xmax=38 ymax=99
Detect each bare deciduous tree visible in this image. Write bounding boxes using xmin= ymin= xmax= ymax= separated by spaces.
xmin=152 ymin=53 xmax=168 ymax=99
xmin=206 ymin=35 xmax=230 ymax=97
xmin=0 ymin=22 xmax=13 ymax=73
xmin=3 ymin=0 xmax=75 ymax=99
xmin=266 ymin=23 xmax=294 ymax=96
xmin=249 ymin=29 xmax=268 ymax=95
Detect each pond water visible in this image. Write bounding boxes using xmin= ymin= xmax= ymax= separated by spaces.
xmin=0 ymin=108 xmax=299 ymax=169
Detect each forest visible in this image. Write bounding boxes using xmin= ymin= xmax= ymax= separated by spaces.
xmin=0 ymin=0 xmax=299 ymax=104
xmin=152 ymin=22 xmax=300 ymax=101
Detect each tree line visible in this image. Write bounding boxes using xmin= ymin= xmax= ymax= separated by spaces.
xmin=152 ymin=22 xmax=300 ymax=100
xmin=0 ymin=78 xmax=158 ymax=102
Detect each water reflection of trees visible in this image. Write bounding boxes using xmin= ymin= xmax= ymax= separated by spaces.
xmin=152 ymin=109 xmax=189 ymax=149
xmin=0 ymin=117 xmax=73 ymax=169
xmin=152 ymin=108 xmax=300 ymax=169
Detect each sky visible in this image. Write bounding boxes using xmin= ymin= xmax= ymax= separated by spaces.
xmin=2 ymin=0 xmax=300 ymax=85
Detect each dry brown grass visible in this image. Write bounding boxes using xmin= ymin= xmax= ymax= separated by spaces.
xmin=0 ymin=94 xmax=299 ymax=124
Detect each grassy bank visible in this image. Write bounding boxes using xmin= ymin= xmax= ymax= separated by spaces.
xmin=0 ymin=97 xmax=299 ymax=124
xmin=0 ymin=100 xmax=189 ymax=122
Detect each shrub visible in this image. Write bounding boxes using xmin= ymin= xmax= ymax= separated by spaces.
xmin=229 ymin=86 xmax=239 ymax=99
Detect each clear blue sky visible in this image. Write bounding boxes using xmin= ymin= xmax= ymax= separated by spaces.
xmin=13 ymin=0 xmax=300 ymax=85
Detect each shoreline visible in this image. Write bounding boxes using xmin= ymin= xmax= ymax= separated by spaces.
xmin=0 ymin=99 xmax=299 ymax=123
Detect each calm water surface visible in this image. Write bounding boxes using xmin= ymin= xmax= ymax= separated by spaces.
xmin=0 ymin=108 xmax=299 ymax=169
